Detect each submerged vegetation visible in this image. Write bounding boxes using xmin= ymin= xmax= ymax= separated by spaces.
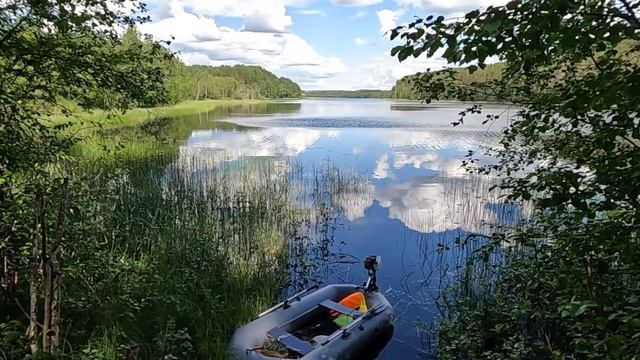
xmin=393 ymin=0 xmax=640 ymax=358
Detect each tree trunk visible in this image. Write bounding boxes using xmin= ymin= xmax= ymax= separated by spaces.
xmin=28 ymin=243 xmax=39 ymax=354
xmin=29 ymin=191 xmax=45 ymax=354
xmin=48 ymin=178 xmax=69 ymax=352
xmin=196 ymin=78 xmax=202 ymax=100
xmin=50 ymin=253 xmax=62 ymax=351
xmin=42 ymin=260 xmax=51 ymax=351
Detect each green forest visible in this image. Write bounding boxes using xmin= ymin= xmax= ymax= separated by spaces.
xmin=66 ymin=27 xmax=301 ymax=111
xmin=390 ymin=63 xmax=505 ymax=100
xmin=167 ymin=63 xmax=302 ymax=102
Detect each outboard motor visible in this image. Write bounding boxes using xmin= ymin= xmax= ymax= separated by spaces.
xmin=363 ymin=255 xmax=381 ymax=292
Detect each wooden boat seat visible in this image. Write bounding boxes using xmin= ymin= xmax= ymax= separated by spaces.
xmin=319 ymin=299 xmax=362 ymax=318
xmin=266 ymin=327 xmax=314 ymax=355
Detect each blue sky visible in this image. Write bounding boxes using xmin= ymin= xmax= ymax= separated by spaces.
xmin=140 ymin=0 xmax=505 ymax=90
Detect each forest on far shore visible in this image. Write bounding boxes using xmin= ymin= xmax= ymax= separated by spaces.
xmin=71 ymin=27 xmax=303 ymax=112
xmin=302 ymin=65 xmax=504 ymax=101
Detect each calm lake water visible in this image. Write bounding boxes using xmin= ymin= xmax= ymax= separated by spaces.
xmin=165 ymin=99 xmax=518 ymax=358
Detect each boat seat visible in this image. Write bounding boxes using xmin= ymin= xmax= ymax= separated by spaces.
xmin=319 ymin=299 xmax=362 ymax=318
xmin=266 ymin=327 xmax=314 ymax=355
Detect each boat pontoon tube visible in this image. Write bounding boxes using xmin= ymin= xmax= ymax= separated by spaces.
xmin=229 ymin=284 xmax=394 ymax=360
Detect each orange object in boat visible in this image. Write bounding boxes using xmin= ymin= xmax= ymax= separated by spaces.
xmin=330 ymin=291 xmax=368 ymax=318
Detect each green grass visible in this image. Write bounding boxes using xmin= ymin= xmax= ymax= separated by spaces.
xmin=47 ymin=99 xmax=267 ymax=130
xmin=59 ymin=151 xmax=306 ymax=359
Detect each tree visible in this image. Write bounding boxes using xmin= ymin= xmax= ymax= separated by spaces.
xmin=0 ymin=0 xmax=169 ymax=354
xmin=391 ymin=0 xmax=640 ymax=357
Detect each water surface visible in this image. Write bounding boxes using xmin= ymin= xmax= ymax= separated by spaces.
xmin=167 ymin=99 xmax=518 ymax=358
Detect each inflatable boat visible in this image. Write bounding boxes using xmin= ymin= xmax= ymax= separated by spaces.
xmin=229 ymin=256 xmax=395 ymax=359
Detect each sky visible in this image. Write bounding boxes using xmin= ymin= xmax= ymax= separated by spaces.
xmin=139 ymin=0 xmax=507 ymax=90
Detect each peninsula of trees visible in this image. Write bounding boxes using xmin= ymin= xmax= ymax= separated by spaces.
xmin=167 ymin=63 xmax=302 ymax=102
xmin=390 ymin=63 xmax=504 ymax=100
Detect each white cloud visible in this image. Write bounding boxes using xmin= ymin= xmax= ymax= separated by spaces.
xmin=354 ymin=37 xmax=370 ymax=46
xmin=150 ymin=0 xmax=297 ymax=32
xmin=350 ymin=10 xmax=367 ymax=19
xmin=393 ymin=0 xmax=509 ymax=13
xmin=296 ymin=9 xmax=327 ymax=16
xmin=140 ymin=1 xmax=346 ymax=86
xmin=331 ymin=0 xmax=383 ymax=6
xmin=376 ymin=8 xmax=404 ymax=35
xmin=242 ymin=6 xmax=292 ymax=32
xmin=141 ymin=0 xmax=503 ymax=91
xmin=141 ymin=10 xmax=222 ymax=43
xmin=307 ymin=52 xmax=446 ymax=90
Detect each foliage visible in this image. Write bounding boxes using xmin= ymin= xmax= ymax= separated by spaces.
xmin=392 ymin=0 xmax=640 ymax=358
xmin=390 ymin=63 xmax=505 ymax=100
xmin=165 ymin=63 xmax=302 ymax=102
xmin=57 ymin=151 xmax=293 ymax=358
xmin=305 ymin=89 xmax=391 ymax=98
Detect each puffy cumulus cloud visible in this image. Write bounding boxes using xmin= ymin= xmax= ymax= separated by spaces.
xmin=140 ymin=9 xmax=222 ymax=43
xmin=159 ymin=0 xmax=306 ymax=18
xmin=150 ymin=0 xmax=304 ymax=33
xmin=331 ymin=0 xmax=383 ymax=7
xmin=377 ymin=8 xmax=404 ymax=35
xmin=242 ymin=6 xmax=292 ymax=33
xmin=306 ymin=52 xmax=446 ymax=90
xmin=140 ymin=1 xmax=345 ymax=86
xmin=393 ymin=0 xmax=509 ymax=13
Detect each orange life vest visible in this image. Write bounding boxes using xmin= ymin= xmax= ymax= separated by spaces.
xmin=331 ymin=291 xmax=368 ymax=327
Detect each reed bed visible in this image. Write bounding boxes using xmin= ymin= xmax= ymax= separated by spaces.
xmin=60 ymin=148 xmax=316 ymax=359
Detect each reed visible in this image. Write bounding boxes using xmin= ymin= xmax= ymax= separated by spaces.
xmin=59 ymin=147 xmax=310 ymax=358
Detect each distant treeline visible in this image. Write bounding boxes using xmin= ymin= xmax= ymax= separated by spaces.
xmin=391 ymin=63 xmax=505 ymax=100
xmin=67 ymin=28 xmax=302 ymax=110
xmin=305 ymin=89 xmax=391 ymax=98
xmin=167 ymin=62 xmax=302 ymax=102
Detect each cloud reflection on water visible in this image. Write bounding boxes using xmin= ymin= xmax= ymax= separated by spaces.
xmin=180 ymin=126 xmax=505 ymax=234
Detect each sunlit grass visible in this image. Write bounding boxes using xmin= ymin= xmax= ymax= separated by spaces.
xmin=46 ymin=99 xmax=267 ymax=134
xmin=64 ymin=149 xmax=302 ymax=358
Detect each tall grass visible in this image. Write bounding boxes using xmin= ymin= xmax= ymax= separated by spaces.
xmin=60 ymin=147 xmax=310 ymax=358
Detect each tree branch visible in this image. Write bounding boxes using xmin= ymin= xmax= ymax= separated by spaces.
xmin=618 ymin=0 xmax=640 ymax=26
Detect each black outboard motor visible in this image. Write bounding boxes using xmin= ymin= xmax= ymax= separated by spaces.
xmin=363 ymin=255 xmax=381 ymax=292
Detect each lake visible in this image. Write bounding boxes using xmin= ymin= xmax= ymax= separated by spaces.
xmin=164 ymin=98 xmax=519 ymax=358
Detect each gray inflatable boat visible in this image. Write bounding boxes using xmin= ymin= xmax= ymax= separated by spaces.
xmin=229 ymin=256 xmax=394 ymax=359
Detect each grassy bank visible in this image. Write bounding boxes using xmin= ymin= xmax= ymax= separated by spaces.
xmin=1 ymin=145 xmax=309 ymax=359
xmin=1 ymin=101 xmax=313 ymax=359
xmin=48 ymin=99 xmax=268 ymax=129
xmin=57 ymin=152 xmax=302 ymax=358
